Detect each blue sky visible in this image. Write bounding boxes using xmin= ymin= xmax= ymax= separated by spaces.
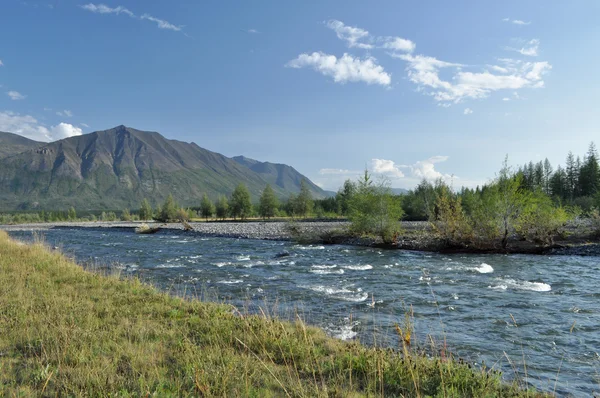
xmin=1 ymin=0 xmax=599 ymax=191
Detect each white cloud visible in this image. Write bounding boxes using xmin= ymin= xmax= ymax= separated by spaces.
xmin=247 ymin=28 xmax=259 ymax=34
xmin=410 ymin=156 xmax=452 ymax=180
xmin=380 ymin=36 xmax=416 ymax=53
xmin=502 ymin=97 xmax=510 ymax=101
xmin=396 ymin=53 xmax=551 ymax=103
xmin=81 ymin=123 xmax=90 ymax=128
xmin=370 ymin=159 xmax=405 ymax=178
xmin=50 ymin=123 xmax=83 ymax=140
xmin=464 ymin=108 xmax=473 ymax=115
xmin=55 ymin=109 xmax=73 ymax=117
xmin=7 ymin=91 xmax=26 ymax=100
xmin=80 ymin=3 xmax=134 ymax=17
xmin=286 ymin=52 xmax=391 ymax=86
xmin=319 ymin=168 xmax=358 ymax=175
xmin=509 ymin=39 xmax=540 ymax=56
xmin=325 ymin=19 xmax=373 ymax=49
xmin=140 ymin=14 xmax=183 ymax=31
xmin=503 ymin=18 xmax=531 ymax=25
xmin=0 ymin=111 xmax=82 ymax=142
xmin=81 ymin=3 xmax=183 ymax=33
xmin=0 ymin=59 xmax=3 ymax=66
xmin=325 ymin=19 xmax=415 ymax=53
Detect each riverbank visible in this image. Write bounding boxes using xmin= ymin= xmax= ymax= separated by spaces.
xmin=2 ymin=219 xmax=599 ymax=256
xmin=0 ymin=230 xmax=546 ymax=396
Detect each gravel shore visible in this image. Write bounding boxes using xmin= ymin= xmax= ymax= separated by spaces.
xmin=2 ymin=220 xmax=599 ymax=255
xmin=0 ymin=220 xmax=350 ymax=241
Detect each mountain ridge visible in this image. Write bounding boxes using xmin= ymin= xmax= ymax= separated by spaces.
xmin=0 ymin=126 xmax=326 ymax=210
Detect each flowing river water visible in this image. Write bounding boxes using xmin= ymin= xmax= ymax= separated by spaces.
xmin=8 ymin=227 xmax=600 ymax=396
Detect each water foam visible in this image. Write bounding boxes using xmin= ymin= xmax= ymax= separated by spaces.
xmin=217 ymin=280 xmax=244 ymax=284
xmin=489 ymin=278 xmax=551 ymax=292
xmin=310 ymin=269 xmax=344 ymax=275
xmin=476 ymin=263 xmax=494 ymax=273
xmin=343 ymin=264 xmax=373 ymax=271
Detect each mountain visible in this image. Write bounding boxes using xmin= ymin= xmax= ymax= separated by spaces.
xmin=0 ymin=132 xmax=43 ymax=159
xmin=0 ymin=126 xmax=326 ymax=211
xmin=232 ymin=155 xmax=322 ymax=195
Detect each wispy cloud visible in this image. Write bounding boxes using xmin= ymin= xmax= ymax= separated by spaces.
xmin=464 ymin=108 xmax=473 ymax=115
xmin=56 ymin=110 xmax=73 ymax=117
xmin=396 ymin=54 xmax=551 ymax=103
xmin=503 ymin=18 xmax=531 ymax=26
xmin=7 ymin=91 xmax=26 ymax=100
xmin=81 ymin=123 xmax=90 ymax=128
xmin=0 ymin=111 xmax=82 ymax=141
xmin=80 ymin=3 xmax=184 ymax=33
xmin=325 ymin=19 xmax=415 ymax=53
xmin=140 ymin=14 xmax=183 ymax=31
xmin=0 ymin=59 xmax=3 ymax=67
xmin=326 ymin=19 xmax=373 ymax=49
xmin=286 ymin=52 xmax=391 ymax=86
xmin=81 ymin=3 xmax=134 ymax=17
xmin=508 ymin=39 xmax=540 ymax=57
xmin=246 ymin=28 xmax=259 ymax=34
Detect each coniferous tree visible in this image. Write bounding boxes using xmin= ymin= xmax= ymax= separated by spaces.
xmin=295 ymin=180 xmax=314 ymax=218
xmin=200 ymin=193 xmax=215 ymax=220
xmin=543 ymin=158 xmax=553 ymax=195
xmin=215 ymin=196 xmax=229 ymax=220
xmin=157 ymin=194 xmax=179 ymax=222
xmin=565 ymin=152 xmax=577 ymax=200
xmin=67 ymin=207 xmax=77 ymax=221
xmin=258 ymin=184 xmax=279 ymax=219
xmin=139 ymin=199 xmax=153 ymax=221
xmin=579 ymin=142 xmax=600 ymax=197
xmin=335 ymin=179 xmax=356 ymax=216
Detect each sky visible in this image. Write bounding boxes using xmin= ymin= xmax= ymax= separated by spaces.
xmin=1 ymin=0 xmax=599 ymax=191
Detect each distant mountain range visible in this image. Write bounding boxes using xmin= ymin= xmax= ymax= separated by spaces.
xmin=0 ymin=126 xmax=326 ymax=211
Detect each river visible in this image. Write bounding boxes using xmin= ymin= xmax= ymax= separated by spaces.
xmin=8 ymin=227 xmax=599 ymax=396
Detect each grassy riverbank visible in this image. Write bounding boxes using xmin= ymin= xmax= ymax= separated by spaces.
xmin=0 ymin=230 xmax=545 ymax=397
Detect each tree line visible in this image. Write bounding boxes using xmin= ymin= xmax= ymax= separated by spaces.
xmin=139 ymin=180 xmax=316 ymax=223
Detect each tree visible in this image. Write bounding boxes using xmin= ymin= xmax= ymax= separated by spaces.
xmin=433 ymin=183 xmax=472 ymax=246
xmin=295 ymin=180 xmax=314 ymax=218
xmin=215 ymin=196 xmax=229 ymax=220
xmin=515 ymin=191 xmax=569 ymax=245
xmin=335 ymin=179 xmax=356 ymax=216
xmin=487 ymin=158 xmax=528 ymax=249
xmin=139 ymin=198 xmax=153 ymax=221
xmin=543 ymin=158 xmax=553 ymax=195
xmin=200 ymin=193 xmax=215 ymax=220
xmin=565 ymin=152 xmax=577 ymax=200
xmin=348 ymin=170 xmax=404 ymax=243
xmin=229 ymin=183 xmax=252 ymax=220
xmin=259 ymin=184 xmax=279 ymax=219
xmin=549 ymin=165 xmax=567 ymax=200
xmin=67 ymin=207 xmax=77 ymax=221
xmin=579 ymin=142 xmax=600 ymax=197
xmin=156 ymin=194 xmax=179 ymax=222
xmin=120 ymin=208 xmax=132 ymax=221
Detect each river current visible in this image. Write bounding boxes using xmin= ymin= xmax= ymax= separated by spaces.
xmin=8 ymin=227 xmax=600 ymax=396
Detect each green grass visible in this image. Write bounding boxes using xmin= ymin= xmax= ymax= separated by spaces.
xmin=0 ymin=230 xmax=547 ymax=397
